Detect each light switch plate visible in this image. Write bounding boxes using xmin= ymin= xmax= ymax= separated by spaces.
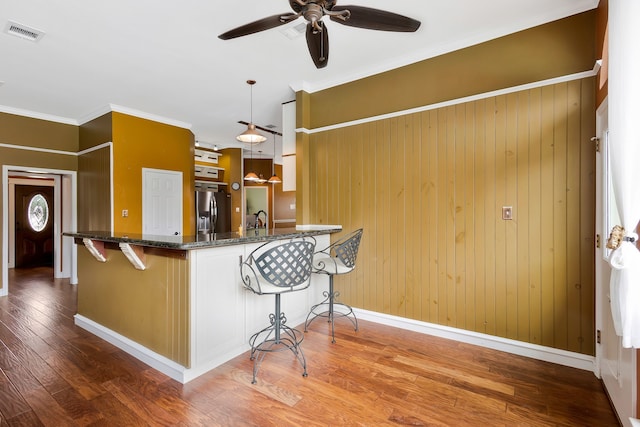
xmin=122 ymin=209 xmax=128 ymax=218
xmin=502 ymin=206 xmax=513 ymax=220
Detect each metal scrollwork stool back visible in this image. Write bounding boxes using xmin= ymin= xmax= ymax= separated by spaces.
xmin=304 ymin=228 xmax=363 ymax=343
xmin=240 ymin=236 xmax=316 ymax=384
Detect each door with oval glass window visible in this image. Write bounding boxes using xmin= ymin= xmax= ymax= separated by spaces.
xmin=15 ymin=185 xmax=54 ymax=268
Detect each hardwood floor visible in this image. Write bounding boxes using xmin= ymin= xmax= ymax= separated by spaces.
xmin=1 ymin=267 xmax=619 ymax=426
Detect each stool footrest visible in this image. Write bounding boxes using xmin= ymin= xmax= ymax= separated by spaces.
xmin=249 ymin=316 xmax=307 ymax=384
xmin=304 ymin=291 xmax=358 ymax=343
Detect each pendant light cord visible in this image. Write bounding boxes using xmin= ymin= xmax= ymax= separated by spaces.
xmin=250 ymin=83 xmax=253 ymax=123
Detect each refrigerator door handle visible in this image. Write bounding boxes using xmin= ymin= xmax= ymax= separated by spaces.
xmin=211 ymin=195 xmax=218 ymax=232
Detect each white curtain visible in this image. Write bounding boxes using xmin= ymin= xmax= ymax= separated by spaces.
xmin=608 ymin=0 xmax=640 ymax=348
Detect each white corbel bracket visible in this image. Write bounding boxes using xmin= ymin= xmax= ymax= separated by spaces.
xmin=82 ymin=238 xmax=107 ymax=262
xmin=119 ymin=243 xmax=146 ymax=270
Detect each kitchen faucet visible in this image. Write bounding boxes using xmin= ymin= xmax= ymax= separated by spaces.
xmin=255 ymin=210 xmax=268 ymax=232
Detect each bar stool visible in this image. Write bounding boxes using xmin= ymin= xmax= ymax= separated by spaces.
xmin=240 ymin=236 xmax=316 ymax=384
xmin=304 ymin=228 xmax=363 ymax=343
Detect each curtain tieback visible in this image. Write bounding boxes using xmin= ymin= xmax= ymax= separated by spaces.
xmin=606 ymin=225 xmax=638 ymax=250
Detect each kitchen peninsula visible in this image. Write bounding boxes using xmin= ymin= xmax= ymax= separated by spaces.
xmin=65 ymin=227 xmax=340 ymax=383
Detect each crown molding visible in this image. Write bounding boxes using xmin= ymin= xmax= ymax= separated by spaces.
xmin=1 ymin=103 xmax=193 ymax=131
xmin=79 ymin=104 xmax=192 ymax=130
xmin=0 ymin=104 xmax=77 ymax=125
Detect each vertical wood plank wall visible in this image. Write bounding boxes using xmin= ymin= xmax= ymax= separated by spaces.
xmin=78 ymin=147 xmax=111 ymax=232
xmin=77 ymin=248 xmax=191 ymax=366
xmin=308 ymin=78 xmax=596 ymax=355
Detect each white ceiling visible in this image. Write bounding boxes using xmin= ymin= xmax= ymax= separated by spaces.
xmin=0 ymin=0 xmax=598 ymax=155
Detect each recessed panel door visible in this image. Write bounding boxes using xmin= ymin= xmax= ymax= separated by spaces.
xmin=142 ymin=168 xmax=183 ymax=236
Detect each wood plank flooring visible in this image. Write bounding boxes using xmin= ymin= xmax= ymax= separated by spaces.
xmin=1 ymin=267 xmax=619 ymax=426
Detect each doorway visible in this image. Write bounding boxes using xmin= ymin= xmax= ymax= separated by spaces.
xmin=2 ymin=166 xmax=77 ymax=296
xmin=244 ymin=186 xmax=268 ymax=229
xmin=14 ymin=184 xmax=54 ymax=268
xmin=595 ymin=98 xmax=636 ymax=424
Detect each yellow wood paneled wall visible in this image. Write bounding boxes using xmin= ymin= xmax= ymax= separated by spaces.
xmin=218 ymin=147 xmax=243 ymax=231
xmin=112 ymin=113 xmax=195 ymax=236
xmin=308 ymin=78 xmax=595 ymax=355
xmin=0 ymin=112 xmax=78 ymax=290
xmin=77 ymin=248 xmax=190 ymax=366
xmin=78 ymin=147 xmax=111 ymax=232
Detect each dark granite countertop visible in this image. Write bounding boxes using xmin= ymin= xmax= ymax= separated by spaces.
xmin=63 ymin=226 xmax=341 ymax=250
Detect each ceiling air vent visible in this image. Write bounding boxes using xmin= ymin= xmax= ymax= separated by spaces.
xmin=4 ymin=21 xmax=45 ymax=42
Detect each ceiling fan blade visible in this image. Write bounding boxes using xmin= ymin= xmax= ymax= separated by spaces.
xmin=329 ymin=6 xmax=421 ymax=32
xmin=306 ymin=22 xmax=329 ymax=69
xmin=218 ymin=13 xmax=297 ymax=40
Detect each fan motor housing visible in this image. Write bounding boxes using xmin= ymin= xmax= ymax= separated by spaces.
xmin=289 ymin=0 xmax=337 ymax=14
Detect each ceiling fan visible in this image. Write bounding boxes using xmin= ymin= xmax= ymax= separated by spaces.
xmin=218 ymin=0 xmax=421 ymax=69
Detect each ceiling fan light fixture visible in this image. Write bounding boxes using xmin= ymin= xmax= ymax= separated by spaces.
xmin=218 ymin=2 xmax=421 ymax=69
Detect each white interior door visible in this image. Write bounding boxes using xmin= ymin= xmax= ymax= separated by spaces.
xmin=142 ymin=168 xmax=183 ymax=236
xmin=596 ymin=99 xmax=636 ymax=426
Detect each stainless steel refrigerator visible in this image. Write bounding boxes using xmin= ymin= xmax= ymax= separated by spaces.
xmin=195 ymin=190 xmax=231 ymax=235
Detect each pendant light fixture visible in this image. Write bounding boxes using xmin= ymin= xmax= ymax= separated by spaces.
xmin=244 ymin=141 xmax=259 ymax=182
xmin=268 ymin=133 xmax=282 ymax=184
xmin=256 ymin=151 xmax=268 ymax=183
xmin=237 ymin=80 xmax=267 ymax=144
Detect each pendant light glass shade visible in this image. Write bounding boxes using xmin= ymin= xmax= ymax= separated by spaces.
xmin=237 ymin=123 xmax=267 ymax=144
xmin=244 ymin=171 xmax=259 ymax=181
xmin=237 ymin=80 xmax=266 ymax=143
xmin=267 ymin=174 xmax=282 ymax=184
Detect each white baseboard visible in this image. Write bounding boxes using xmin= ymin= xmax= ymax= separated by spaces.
xmin=75 ymin=308 xmax=596 ymax=385
xmin=353 ymin=308 xmax=596 ymax=373
xmin=74 ymin=314 xmax=309 ymax=384
xmin=74 ymin=315 xmax=189 ymax=382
